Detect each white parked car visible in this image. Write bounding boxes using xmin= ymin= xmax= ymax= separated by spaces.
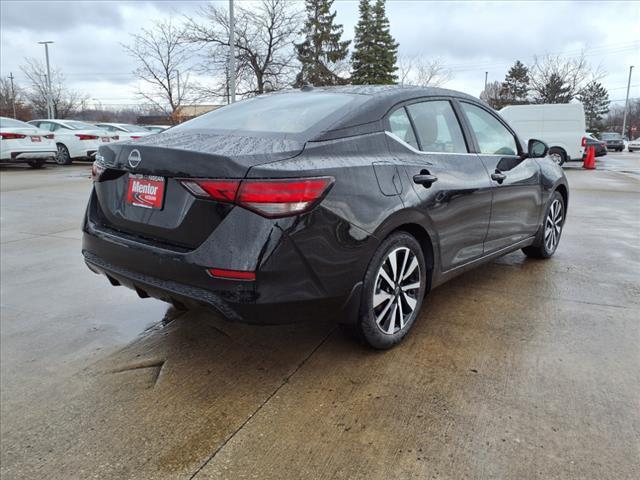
xmin=94 ymin=123 xmax=155 ymax=141
xmin=28 ymin=119 xmax=114 ymax=165
xmin=0 ymin=117 xmax=57 ymax=168
xmin=628 ymin=137 xmax=640 ymax=152
xmin=500 ymin=103 xmax=587 ymax=166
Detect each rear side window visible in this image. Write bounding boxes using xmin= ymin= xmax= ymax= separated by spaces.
xmin=173 ymin=92 xmax=362 ymax=135
xmin=461 ymin=103 xmax=518 ymax=156
xmin=388 ymin=108 xmax=418 ymax=149
xmin=406 ymin=101 xmax=467 ymax=153
xmin=37 ymin=122 xmax=56 ymax=131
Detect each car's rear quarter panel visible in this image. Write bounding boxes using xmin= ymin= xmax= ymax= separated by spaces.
xmin=247 ymin=131 xmax=405 ymax=299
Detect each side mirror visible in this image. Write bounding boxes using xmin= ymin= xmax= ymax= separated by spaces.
xmin=528 ymin=138 xmax=548 ymax=158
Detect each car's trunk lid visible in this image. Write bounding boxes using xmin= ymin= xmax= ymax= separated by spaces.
xmin=91 ymin=130 xmax=304 ymax=250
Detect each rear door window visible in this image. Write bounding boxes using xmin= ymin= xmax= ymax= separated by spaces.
xmin=388 ymin=108 xmax=418 ymax=149
xmin=461 ymin=102 xmax=518 ymax=156
xmin=406 ymin=100 xmax=468 ymax=153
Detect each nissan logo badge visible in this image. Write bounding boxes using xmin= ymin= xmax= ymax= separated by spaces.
xmin=128 ymin=149 xmax=142 ymax=168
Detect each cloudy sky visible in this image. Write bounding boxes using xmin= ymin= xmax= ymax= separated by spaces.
xmin=1 ymin=0 xmax=638 ymax=108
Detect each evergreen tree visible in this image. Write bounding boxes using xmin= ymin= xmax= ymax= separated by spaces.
xmin=351 ymin=0 xmax=398 ymax=85
xmin=351 ymin=0 xmax=376 ymax=85
xmin=577 ymin=81 xmax=610 ymax=130
xmin=370 ymin=0 xmax=398 ymax=84
xmin=501 ymin=60 xmax=530 ymax=104
xmin=294 ymin=0 xmax=351 ymax=87
xmin=534 ymin=73 xmax=572 ymax=103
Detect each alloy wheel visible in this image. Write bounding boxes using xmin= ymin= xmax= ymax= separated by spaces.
xmin=372 ymin=247 xmax=421 ymax=335
xmin=544 ymin=199 xmax=563 ymax=252
xmin=56 ymin=145 xmax=69 ymax=165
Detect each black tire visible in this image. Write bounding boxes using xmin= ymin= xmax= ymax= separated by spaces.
xmin=522 ymin=191 xmax=565 ymax=259
xmin=55 ymin=144 xmax=72 ymax=165
xmin=548 ymin=147 xmax=566 ymax=166
xmin=352 ymin=231 xmax=427 ymax=349
xmin=28 ymin=159 xmax=46 ymax=169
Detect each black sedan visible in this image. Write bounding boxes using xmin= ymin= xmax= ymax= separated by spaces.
xmin=601 ymin=132 xmax=625 ymax=152
xmin=83 ymin=86 xmax=568 ymax=349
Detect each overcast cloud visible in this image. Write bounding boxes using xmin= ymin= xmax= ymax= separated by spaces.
xmin=1 ymin=0 xmax=638 ymax=107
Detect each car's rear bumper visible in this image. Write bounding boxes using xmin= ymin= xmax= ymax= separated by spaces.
xmin=82 ymin=219 xmax=362 ymax=325
xmin=1 ymin=150 xmax=56 ymax=161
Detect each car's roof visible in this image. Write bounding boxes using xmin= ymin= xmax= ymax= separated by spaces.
xmin=271 ymin=85 xmax=483 ymax=140
xmin=279 ymin=84 xmax=479 ymax=104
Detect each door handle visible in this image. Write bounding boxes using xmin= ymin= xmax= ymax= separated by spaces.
xmin=491 ymin=171 xmax=506 ymax=183
xmin=413 ymin=173 xmax=438 ymax=187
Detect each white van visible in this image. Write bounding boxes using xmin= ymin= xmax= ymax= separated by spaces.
xmin=500 ymin=103 xmax=586 ymax=165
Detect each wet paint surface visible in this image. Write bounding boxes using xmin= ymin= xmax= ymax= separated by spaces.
xmin=1 ymin=155 xmax=639 ymax=479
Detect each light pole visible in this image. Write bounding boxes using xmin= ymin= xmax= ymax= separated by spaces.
xmin=38 ymin=41 xmax=54 ymax=118
xmin=228 ymin=0 xmax=236 ymax=103
xmin=621 ymin=65 xmax=634 ymax=139
xmin=484 ymin=71 xmax=488 ymax=92
xmin=8 ymin=72 xmax=17 ymax=118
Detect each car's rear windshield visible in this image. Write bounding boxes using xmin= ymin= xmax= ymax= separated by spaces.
xmin=173 ymin=92 xmax=362 ymax=136
xmin=0 ymin=118 xmax=32 ymax=129
xmin=601 ymin=132 xmax=622 ymax=140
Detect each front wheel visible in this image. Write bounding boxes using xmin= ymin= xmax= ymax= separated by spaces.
xmin=522 ymin=191 xmax=565 ymax=259
xmin=353 ymin=232 xmax=427 ymax=349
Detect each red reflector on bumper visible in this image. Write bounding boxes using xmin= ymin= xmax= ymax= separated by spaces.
xmin=207 ymin=268 xmax=256 ymax=281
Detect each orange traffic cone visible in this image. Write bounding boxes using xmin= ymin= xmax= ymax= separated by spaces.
xmin=583 ymin=146 xmax=596 ymax=169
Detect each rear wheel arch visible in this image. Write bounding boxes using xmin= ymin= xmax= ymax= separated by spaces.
xmin=373 ymin=222 xmax=436 ymax=295
xmin=555 ymin=184 xmax=568 ymax=210
xmin=394 ymin=224 xmax=434 ymax=282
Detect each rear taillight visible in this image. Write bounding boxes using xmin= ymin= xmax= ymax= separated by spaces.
xmin=44 ymin=134 xmax=54 ymax=139
xmin=130 ymin=136 xmax=141 ymax=140
xmin=76 ymin=134 xmax=98 ymax=140
xmin=581 ymin=137 xmax=587 ymax=147
xmin=179 ymin=177 xmax=334 ymax=218
xmin=180 ymin=179 xmax=240 ymax=201
xmin=0 ymin=132 xmax=27 ymax=140
xmin=237 ymin=178 xmax=334 ymax=217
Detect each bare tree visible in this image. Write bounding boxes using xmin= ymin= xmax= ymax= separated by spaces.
xmin=0 ymin=77 xmax=26 ymax=118
xmin=19 ymin=58 xmax=85 ymax=118
xmin=480 ymin=80 xmax=510 ymax=110
xmin=186 ymin=0 xmax=303 ymax=99
xmin=397 ymin=55 xmax=452 ymax=88
xmin=123 ymin=19 xmax=195 ymax=119
xmin=529 ymin=52 xmax=604 ymax=103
